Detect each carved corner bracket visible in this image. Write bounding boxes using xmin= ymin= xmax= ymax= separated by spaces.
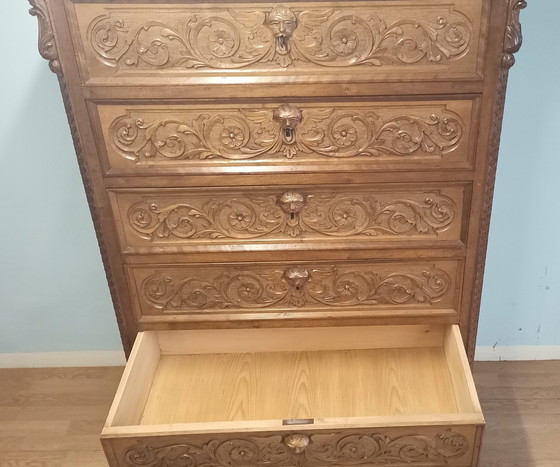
xmin=503 ymin=0 xmax=527 ymax=68
xmin=29 ymin=0 xmax=62 ymax=75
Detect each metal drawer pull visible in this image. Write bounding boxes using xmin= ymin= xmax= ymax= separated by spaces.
xmin=282 ymin=418 xmax=314 ymax=426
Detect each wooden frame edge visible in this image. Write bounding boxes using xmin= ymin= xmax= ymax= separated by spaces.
xmin=29 ymin=0 xmax=134 ymax=355
xmin=467 ymin=0 xmax=527 ymax=363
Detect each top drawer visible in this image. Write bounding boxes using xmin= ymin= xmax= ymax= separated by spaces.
xmin=68 ymin=0 xmax=486 ymax=86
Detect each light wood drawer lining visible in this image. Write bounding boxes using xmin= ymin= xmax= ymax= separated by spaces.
xmin=93 ymin=99 xmax=477 ymax=175
xmin=109 ymin=184 xmax=467 ymax=253
xmin=127 ymin=259 xmax=462 ymax=322
xmin=70 ymin=1 xmax=485 ymax=84
xmin=102 ymin=325 xmax=483 ymax=466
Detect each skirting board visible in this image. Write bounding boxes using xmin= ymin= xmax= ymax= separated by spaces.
xmin=1 ymin=346 xmax=559 ymax=368
xmin=475 ymin=345 xmax=560 ymax=361
xmin=0 ymin=351 xmax=126 ymax=368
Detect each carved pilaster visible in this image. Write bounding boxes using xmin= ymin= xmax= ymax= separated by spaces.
xmin=29 ymin=0 xmax=62 ymax=75
xmin=468 ymin=0 xmax=527 ymax=362
xmin=56 ymin=77 xmax=130 ymax=354
xmin=29 ymin=1 xmax=131 ymax=353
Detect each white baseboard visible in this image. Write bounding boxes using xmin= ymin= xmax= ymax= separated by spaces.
xmin=475 ymin=345 xmax=560 ymax=361
xmin=0 ymin=350 xmax=126 ymax=368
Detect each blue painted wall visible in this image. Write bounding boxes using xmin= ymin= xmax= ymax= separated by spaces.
xmin=0 ymin=2 xmax=557 ymax=354
xmin=0 ymin=1 xmax=120 ymax=352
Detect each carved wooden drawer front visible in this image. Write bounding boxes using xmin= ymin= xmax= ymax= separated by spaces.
xmin=127 ymin=259 xmax=461 ymax=325
xmin=70 ymin=0 xmax=484 ymax=85
xmin=95 ymin=99 xmax=476 ymax=175
xmin=101 ymin=326 xmax=484 ymax=467
xmin=110 ymin=183 xmax=466 ymax=254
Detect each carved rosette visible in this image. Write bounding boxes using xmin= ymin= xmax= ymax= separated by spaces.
xmin=29 ymin=0 xmax=62 ymax=75
xmin=126 ymin=191 xmax=456 ymax=241
xmin=141 ymin=265 xmax=451 ymax=311
xmin=88 ymin=6 xmax=472 ymax=70
xmin=123 ymin=430 xmax=469 ymax=466
xmin=110 ymin=105 xmax=463 ymax=162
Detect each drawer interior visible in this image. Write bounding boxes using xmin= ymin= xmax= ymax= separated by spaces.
xmin=104 ymin=324 xmax=483 ymax=433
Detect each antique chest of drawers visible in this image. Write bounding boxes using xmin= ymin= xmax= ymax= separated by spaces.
xmin=31 ymin=0 xmax=526 ymax=465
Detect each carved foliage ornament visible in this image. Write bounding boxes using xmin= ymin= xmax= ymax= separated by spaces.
xmin=29 ymin=0 xmax=62 ymax=75
xmin=123 ymin=430 xmax=469 ymax=466
xmin=127 ymin=191 xmax=456 ymax=241
xmin=502 ymin=0 xmax=527 ymax=68
xmin=142 ymin=265 xmax=451 ymax=311
xmin=88 ymin=5 xmax=472 ymax=70
xmin=111 ymin=104 xmax=463 ymax=161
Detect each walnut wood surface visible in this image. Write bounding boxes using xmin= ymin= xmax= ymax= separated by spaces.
xmin=127 ymin=260 xmax=461 ymax=324
xmin=109 ymin=184 xmax=466 ymax=254
xmin=94 ymin=99 xmax=476 ymax=175
xmin=29 ymin=0 xmax=527 ymax=365
xmin=70 ymin=1 xmax=484 ymax=84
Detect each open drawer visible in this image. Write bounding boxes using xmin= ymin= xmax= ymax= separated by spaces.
xmin=102 ymin=325 xmax=484 ymax=467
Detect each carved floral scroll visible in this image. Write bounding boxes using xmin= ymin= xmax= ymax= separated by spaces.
xmin=126 ymin=190 xmax=457 ymax=241
xmin=123 ymin=430 xmax=469 ymax=466
xmin=88 ymin=5 xmax=472 ymax=71
xmin=110 ymin=104 xmax=463 ymax=161
xmin=140 ymin=264 xmax=452 ymax=311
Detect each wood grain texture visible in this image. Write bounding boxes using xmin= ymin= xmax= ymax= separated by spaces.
xmin=154 ymin=325 xmax=444 ymax=355
xmin=140 ymin=347 xmax=458 ymax=425
xmin=99 ymin=325 xmax=482 ymax=467
xmin=0 ymin=367 xmax=123 ymax=466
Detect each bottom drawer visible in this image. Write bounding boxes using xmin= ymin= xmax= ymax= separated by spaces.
xmin=101 ymin=325 xmax=484 ymax=467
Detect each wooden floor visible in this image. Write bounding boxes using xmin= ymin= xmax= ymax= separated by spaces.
xmin=0 ymin=361 xmax=558 ymax=466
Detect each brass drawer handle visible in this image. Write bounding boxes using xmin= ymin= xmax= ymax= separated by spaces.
xmin=284 ymin=433 xmax=310 ymax=453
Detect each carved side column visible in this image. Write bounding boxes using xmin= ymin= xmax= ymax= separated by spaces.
xmin=468 ymin=0 xmax=527 ymax=362
xmin=29 ymin=0 xmax=129 ymax=353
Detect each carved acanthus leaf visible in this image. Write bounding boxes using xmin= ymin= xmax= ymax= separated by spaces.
xmin=88 ymin=6 xmax=472 ymax=71
xmin=123 ymin=430 xmax=469 ymax=466
xmin=142 ymin=265 xmax=451 ymax=311
xmin=111 ymin=106 xmax=463 ymax=162
xmin=127 ymin=191 xmax=456 ymax=241
xmin=503 ymin=0 xmax=527 ymax=68
xmin=29 ymin=0 xmax=62 ymax=75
